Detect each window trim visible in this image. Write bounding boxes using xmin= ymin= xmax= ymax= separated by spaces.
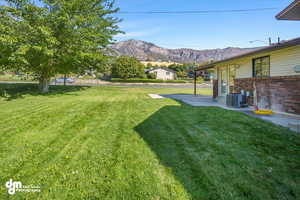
xmin=252 ymin=56 xmax=270 ymax=78
xmin=229 ymin=64 xmax=237 ymax=86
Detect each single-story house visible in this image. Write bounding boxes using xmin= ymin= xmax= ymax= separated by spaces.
xmin=197 ymin=37 xmax=300 ymax=115
xmin=147 ymin=67 xmax=176 ymax=80
xmin=276 ymin=0 xmax=300 ymax=20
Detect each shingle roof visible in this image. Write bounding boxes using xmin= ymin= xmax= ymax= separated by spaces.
xmin=197 ymin=37 xmax=300 ymax=70
xmin=276 ymin=0 xmax=300 ymax=20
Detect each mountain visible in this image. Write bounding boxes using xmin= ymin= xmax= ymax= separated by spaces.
xmin=111 ymin=39 xmax=261 ymax=64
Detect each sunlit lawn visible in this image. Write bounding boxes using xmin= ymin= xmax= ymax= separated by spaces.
xmin=0 ymin=84 xmax=299 ymax=200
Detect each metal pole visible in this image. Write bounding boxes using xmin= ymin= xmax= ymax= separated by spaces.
xmin=194 ymin=70 xmax=197 ymax=96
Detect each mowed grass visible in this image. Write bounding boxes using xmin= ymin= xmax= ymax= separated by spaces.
xmin=0 ymin=84 xmax=299 ymax=200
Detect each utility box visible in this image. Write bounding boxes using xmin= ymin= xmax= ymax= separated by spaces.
xmin=226 ymin=93 xmax=245 ymax=108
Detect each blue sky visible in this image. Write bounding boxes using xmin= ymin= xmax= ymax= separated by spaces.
xmin=113 ymin=0 xmax=300 ymax=49
xmin=1 ymin=0 xmax=299 ymax=50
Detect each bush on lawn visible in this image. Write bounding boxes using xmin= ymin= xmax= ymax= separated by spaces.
xmin=112 ymin=56 xmax=145 ymax=79
xmin=197 ymin=76 xmax=205 ymax=84
xmin=177 ymin=71 xmax=188 ymax=79
xmin=147 ymin=73 xmax=157 ymax=79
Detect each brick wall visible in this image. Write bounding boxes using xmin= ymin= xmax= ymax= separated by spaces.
xmin=234 ymin=75 xmax=300 ymax=114
xmin=213 ymin=80 xmax=218 ymax=99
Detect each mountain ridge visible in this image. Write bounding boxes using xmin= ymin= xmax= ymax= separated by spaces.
xmin=111 ymin=39 xmax=261 ymax=64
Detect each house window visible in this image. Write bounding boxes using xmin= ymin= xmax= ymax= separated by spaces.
xmin=166 ymin=72 xmax=170 ymax=75
xmin=253 ymin=56 xmax=270 ymax=77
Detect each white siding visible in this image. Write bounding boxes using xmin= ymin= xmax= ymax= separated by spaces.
xmin=235 ymin=60 xmax=252 ymax=78
xmin=270 ymin=45 xmax=300 ymax=76
xmin=214 ymin=44 xmax=300 ymax=79
xmin=149 ymin=68 xmax=175 ymax=80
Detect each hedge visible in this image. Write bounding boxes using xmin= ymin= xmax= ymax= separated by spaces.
xmin=110 ymin=78 xmax=188 ymax=83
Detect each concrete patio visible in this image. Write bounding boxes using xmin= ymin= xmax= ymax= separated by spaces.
xmin=161 ymin=94 xmax=253 ymax=111
xmin=159 ymin=94 xmax=300 ymax=133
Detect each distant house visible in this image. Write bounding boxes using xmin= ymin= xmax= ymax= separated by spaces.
xmin=197 ymin=37 xmax=300 ymax=115
xmin=276 ymin=0 xmax=300 ymax=20
xmin=147 ymin=67 xmax=176 ymax=80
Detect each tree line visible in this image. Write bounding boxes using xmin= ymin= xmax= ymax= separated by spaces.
xmin=110 ymin=57 xmax=203 ymax=80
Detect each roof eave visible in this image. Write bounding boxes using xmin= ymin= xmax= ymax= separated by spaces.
xmin=197 ymin=64 xmax=215 ymax=70
xmin=276 ymin=0 xmax=300 ymax=20
xmin=196 ymin=37 xmax=300 ymax=71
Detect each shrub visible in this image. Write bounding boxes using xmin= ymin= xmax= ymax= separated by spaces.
xmin=177 ymin=71 xmax=188 ymax=78
xmin=197 ymin=76 xmax=204 ymax=84
xmin=112 ymin=56 xmax=145 ymax=79
xmin=147 ymin=73 xmax=157 ymax=79
xmin=110 ymin=78 xmax=187 ymax=83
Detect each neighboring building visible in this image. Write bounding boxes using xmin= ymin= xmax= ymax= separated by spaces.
xmin=147 ymin=67 xmax=176 ymax=80
xmin=197 ymin=37 xmax=300 ymax=115
xmin=276 ymin=0 xmax=300 ymax=20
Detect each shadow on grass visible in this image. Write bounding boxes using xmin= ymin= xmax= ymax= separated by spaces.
xmin=134 ymin=101 xmax=300 ymax=199
xmin=0 ymin=83 xmax=89 ymax=101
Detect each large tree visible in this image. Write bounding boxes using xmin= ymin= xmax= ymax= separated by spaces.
xmin=112 ymin=56 xmax=145 ymax=79
xmin=0 ymin=0 xmax=121 ymax=92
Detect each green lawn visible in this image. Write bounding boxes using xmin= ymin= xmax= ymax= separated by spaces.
xmin=0 ymin=84 xmax=299 ymax=200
